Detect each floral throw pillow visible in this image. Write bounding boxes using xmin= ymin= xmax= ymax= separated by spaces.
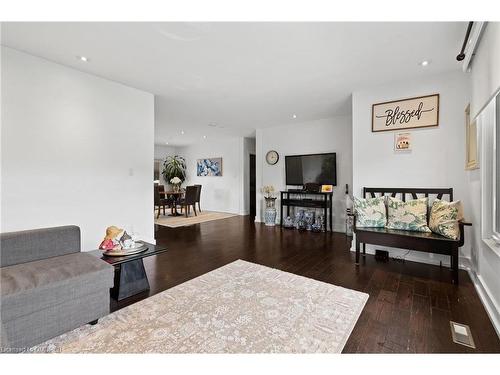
xmin=354 ymin=196 xmax=387 ymax=228
xmin=386 ymin=197 xmax=431 ymax=232
xmin=429 ymin=199 xmax=464 ymax=240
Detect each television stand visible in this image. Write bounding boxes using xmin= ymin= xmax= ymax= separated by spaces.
xmin=280 ymin=190 xmax=333 ymax=232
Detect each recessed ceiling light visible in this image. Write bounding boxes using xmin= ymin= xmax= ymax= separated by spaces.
xmin=165 ymin=142 xmax=169 ymax=145
xmin=208 ymin=123 xmax=217 ymax=127
xmin=420 ymin=60 xmax=430 ymax=67
xmin=203 ymin=135 xmax=207 ymax=139
xmin=181 ymin=130 xmax=185 ymax=135
xmin=77 ymin=56 xmax=89 ymax=62
xmin=293 ymin=114 xmax=297 ymax=119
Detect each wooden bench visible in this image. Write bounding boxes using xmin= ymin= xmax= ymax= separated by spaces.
xmin=353 ymin=188 xmax=471 ymax=284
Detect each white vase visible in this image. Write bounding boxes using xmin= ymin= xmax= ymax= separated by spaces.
xmin=265 ymin=207 xmax=277 ymax=226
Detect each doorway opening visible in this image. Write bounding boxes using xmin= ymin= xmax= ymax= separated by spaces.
xmin=249 ymin=154 xmax=256 ymax=221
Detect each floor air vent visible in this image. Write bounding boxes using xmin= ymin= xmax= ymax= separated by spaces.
xmin=450 ymin=321 xmax=476 ymax=349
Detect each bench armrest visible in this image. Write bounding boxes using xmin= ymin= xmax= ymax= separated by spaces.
xmin=458 ymin=220 xmax=472 ymax=247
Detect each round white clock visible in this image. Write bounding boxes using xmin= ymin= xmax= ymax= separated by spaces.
xmin=266 ymin=150 xmax=279 ymax=165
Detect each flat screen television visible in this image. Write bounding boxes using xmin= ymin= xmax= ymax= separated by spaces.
xmin=285 ymin=152 xmax=337 ymax=186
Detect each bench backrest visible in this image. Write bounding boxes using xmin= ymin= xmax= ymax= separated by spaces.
xmin=363 ymin=187 xmax=453 ymax=202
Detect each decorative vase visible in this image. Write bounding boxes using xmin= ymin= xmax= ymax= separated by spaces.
xmin=173 ymin=184 xmax=181 ymax=193
xmin=265 ymin=207 xmax=277 ymax=226
xmin=311 ymin=218 xmax=322 ymax=232
xmin=294 ymin=209 xmax=305 ymax=228
xmin=304 ymin=211 xmax=315 ymax=231
xmin=283 ymin=216 xmax=295 ymax=229
xmin=297 ymin=219 xmax=307 ymax=231
xmin=319 ymin=215 xmax=326 ymax=232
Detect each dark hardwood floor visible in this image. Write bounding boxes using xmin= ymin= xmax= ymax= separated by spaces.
xmin=111 ymin=215 xmax=500 ymax=353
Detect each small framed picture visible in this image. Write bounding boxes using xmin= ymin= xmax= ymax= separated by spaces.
xmin=321 ymin=185 xmax=333 ymax=193
xmin=394 ymin=132 xmax=411 ymax=151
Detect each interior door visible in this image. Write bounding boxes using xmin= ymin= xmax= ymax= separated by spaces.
xmin=249 ymin=154 xmax=256 ymax=221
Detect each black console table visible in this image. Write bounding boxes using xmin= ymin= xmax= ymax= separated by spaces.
xmin=90 ymin=242 xmax=167 ymax=301
xmin=280 ymin=190 xmax=333 ymax=232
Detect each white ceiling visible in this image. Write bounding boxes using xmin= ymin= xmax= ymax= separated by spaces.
xmin=1 ymin=22 xmax=466 ymax=146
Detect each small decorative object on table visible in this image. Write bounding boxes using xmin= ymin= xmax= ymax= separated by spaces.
xmin=262 ymin=185 xmax=277 ymax=226
xmin=170 ymin=176 xmax=182 ymax=193
xmin=321 ymin=184 xmax=333 ymax=193
xmin=99 ymin=226 xmax=147 ymax=256
xmin=283 ymin=216 xmax=295 ymax=229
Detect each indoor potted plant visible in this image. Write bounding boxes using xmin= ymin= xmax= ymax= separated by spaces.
xmin=162 ymin=155 xmax=186 ymax=190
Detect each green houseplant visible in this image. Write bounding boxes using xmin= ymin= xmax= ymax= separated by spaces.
xmin=162 ymin=155 xmax=186 ymax=186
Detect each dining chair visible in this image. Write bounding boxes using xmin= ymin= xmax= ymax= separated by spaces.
xmin=158 ymin=184 xmax=166 ymax=199
xmin=194 ymin=184 xmax=202 ymax=212
xmin=179 ymin=185 xmax=198 ymax=217
xmin=154 ymin=185 xmax=170 ymax=219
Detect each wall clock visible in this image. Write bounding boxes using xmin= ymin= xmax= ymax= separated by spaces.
xmin=266 ymin=150 xmax=279 ymax=165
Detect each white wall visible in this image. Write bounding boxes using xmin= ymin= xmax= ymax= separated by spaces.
xmin=256 ymin=116 xmax=352 ymax=231
xmin=1 ymin=47 xmax=155 ymax=250
xmin=176 ymin=136 xmax=247 ymax=214
xmin=467 ymin=22 xmax=500 ymax=335
xmin=154 ymin=144 xmax=177 ymax=160
xmin=352 ymin=71 xmax=471 ymax=265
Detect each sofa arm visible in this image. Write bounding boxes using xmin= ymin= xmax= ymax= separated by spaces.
xmin=0 ymin=226 xmax=81 ymax=267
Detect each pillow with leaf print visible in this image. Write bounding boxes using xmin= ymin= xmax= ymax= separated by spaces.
xmin=386 ymin=197 xmax=431 ymax=232
xmin=429 ymin=199 xmax=464 ymax=240
xmin=354 ymin=196 xmax=387 ymax=228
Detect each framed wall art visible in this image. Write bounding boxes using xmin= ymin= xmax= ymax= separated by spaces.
xmin=394 ymin=132 xmax=412 ymax=151
xmin=197 ymin=157 xmax=223 ymax=176
xmin=372 ymin=94 xmax=439 ymax=132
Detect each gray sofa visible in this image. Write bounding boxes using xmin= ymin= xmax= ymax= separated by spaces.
xmin=0 ymin=226 xmax=114 ymax=351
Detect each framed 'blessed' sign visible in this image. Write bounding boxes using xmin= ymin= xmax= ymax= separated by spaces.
xmin=372 ymin=94 xmax=439 ymax=132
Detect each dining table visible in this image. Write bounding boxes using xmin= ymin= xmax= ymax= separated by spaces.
xmin=165 ymin=190 xmax=184 ymax=216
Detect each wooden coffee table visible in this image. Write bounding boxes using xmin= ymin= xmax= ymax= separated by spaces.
xmin=90 ymin=242 xmax=167 ymax=301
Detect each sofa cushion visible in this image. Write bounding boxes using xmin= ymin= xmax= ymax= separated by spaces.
xmin=386 ymin=197 xmax=431 ymax=233
xmin=354 ymin=196 xmax=387 ymax=228
xmin=0 ymin=226 xmax=81 ymax=267
xmin=429 ymin=199 xmax=464 ymax=240
xmin=1 ymin=252 xmax=114 ymax=322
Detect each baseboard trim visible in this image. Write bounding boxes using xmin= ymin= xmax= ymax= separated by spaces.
xmin=466 ymin=268 xmax=500 ymax=338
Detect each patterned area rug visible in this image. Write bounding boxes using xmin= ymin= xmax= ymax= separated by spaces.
xmin=154 ymin=211 xmax=237 ymax=228
xmin=33 ymin=260 xmax=369 ymax=353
